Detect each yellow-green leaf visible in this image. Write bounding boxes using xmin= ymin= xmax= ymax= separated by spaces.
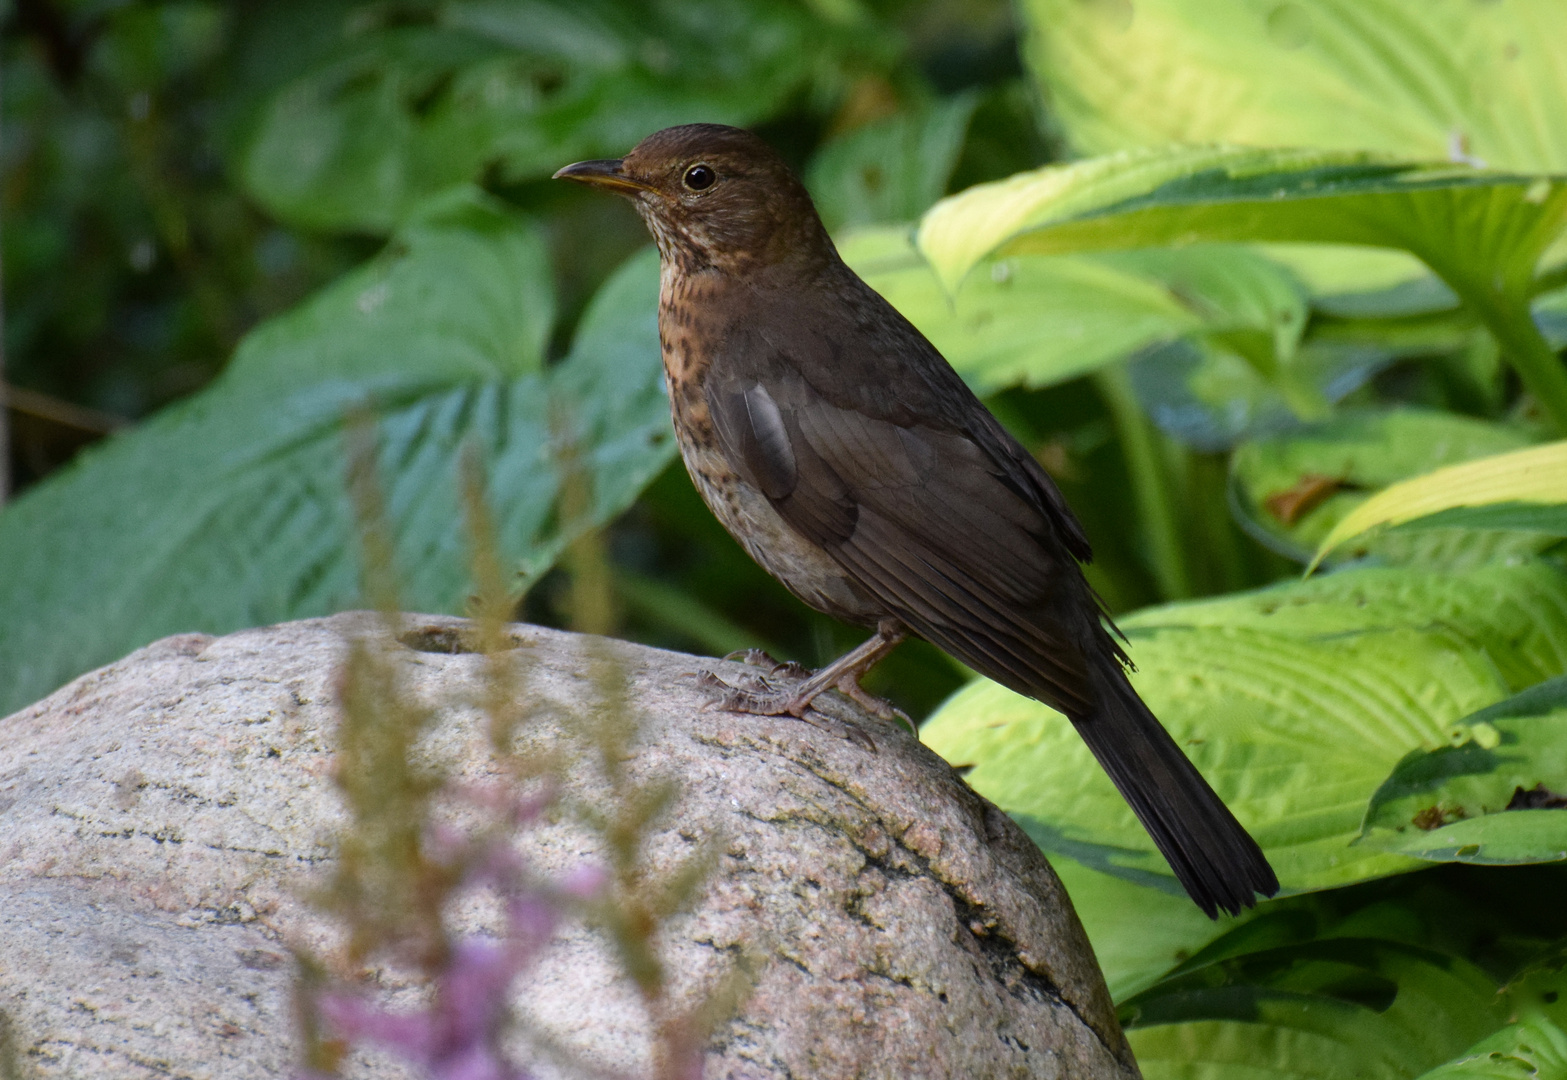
xmin=1018 ymin=0 xmax=1567 ymax=171
xmin=916 ymin=146 xmax=1567 ymax=294
xmin=1310 ymin=440 xmax=1567 ymax=571
xmin=923 ymin=562 xmax=1567 ymax=896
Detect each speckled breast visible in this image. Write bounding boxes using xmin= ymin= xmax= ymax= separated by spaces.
xmin=657 ymin=269 xmax=880 ymax=628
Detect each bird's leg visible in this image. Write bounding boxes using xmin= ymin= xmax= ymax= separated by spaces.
xmin=703 ymin=619 xmax=915 ymax=735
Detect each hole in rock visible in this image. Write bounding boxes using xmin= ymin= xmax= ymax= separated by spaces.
xmin=397 ymin=625 xmax=527 ymax=654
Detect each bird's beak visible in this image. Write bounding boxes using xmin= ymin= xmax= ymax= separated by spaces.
xmin=552 ymin=159 xmax=651 ymax=196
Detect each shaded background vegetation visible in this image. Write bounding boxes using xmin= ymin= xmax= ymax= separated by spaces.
xmin=1 ymin=0 xmax=1060 ymax=716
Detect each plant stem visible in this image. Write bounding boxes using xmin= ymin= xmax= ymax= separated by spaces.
xmin=1467 ymin=289 xmax=1567 ymax=435
xmin=1189 ymin=451 xmax=1250 ymax=593
xmin=1094 ymin=366 xmax=1194 ymax=601
xmin=1534 ymin=262 xmax=1567 ymax=297
xmin=1423 ymin=243 xmax=1567 ymax=434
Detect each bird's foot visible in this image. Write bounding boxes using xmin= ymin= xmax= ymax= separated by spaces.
xmin=697 ymin=670 xmax=800 ymax=716
xmin=695 ymin=671 xmax=878 ymax=752
xmin=724 ymin=648 xmax=812 ymax=681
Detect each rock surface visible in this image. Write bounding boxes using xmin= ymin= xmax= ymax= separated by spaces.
xmin=0 ymin=614 xmax=1138 ymax=1079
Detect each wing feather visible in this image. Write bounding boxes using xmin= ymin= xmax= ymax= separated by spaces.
xmin=708 ymin=363 xmax=1097 ymax=714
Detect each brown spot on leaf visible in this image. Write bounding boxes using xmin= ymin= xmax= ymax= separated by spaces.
xmin=1413 ymin=804 xmax=1467 ymax=830
xmin=1263 ymin=473 xmax=1348 ymax=525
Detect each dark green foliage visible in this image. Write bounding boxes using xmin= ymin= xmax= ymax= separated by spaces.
xmin=0 ymin=198 xmax=671 ymax=715
xmin=1 ymin=0 xmax=1023 ymax=722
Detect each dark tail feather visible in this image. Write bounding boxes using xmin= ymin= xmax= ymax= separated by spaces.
xmin=1072 ymin=652 xmax=1279 ymax=918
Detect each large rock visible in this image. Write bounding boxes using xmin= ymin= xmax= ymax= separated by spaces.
xmin=0 ymin=614 xmax=1137 ymax=1079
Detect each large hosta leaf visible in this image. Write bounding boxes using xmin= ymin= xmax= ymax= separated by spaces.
xmin=1049 ymin=855 xmax=1241 ymax=1002
xmin=1090 ymin=874 xmax=1567 ymax=1079
xmin=913 ymin=147 xmax=1567 ymax=431
xmin=921 ymin=563 xmax=1567 ymax=895
xmin=1231 ymin=408 xmax=1545 ymax=567
xmin=0 ymin=194 xmax=671 ymax=716
xmin=916 ymin=147 xmax=1567 ymax=296
xmin=1260 ymin=244 xmax=1456 ymax=319
xmin=1125 ymin=939 xmax=1508 ymax=1080
xmin=841 ymin=225 xmax=1200 ymax=392
xmin=841 ymin=227 xmax=1320 ymax=397
xmin=1016 ymin=0 xmax=1567 ymax=171
xmin=1360 ymin=677 xmax=1567 ymax=865
xmin=1113 ymin=872 xmax=1567 ymax=1080
xmin=1415 ymin=1014 xmax=1567 ymax=1080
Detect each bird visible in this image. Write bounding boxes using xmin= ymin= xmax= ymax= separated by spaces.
xmin=555 ymin=124 xmax=1279 ymax=918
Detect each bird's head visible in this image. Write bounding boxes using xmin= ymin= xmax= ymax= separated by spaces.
xmin=553 ymin=124 xmax=831 ymax=274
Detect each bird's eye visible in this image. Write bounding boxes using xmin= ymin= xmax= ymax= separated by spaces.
xmin=682 ymin=164 xmax=716 ymax=191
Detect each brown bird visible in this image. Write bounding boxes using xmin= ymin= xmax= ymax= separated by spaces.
xmin=556 ymin=124 xmax=1279 ymax=918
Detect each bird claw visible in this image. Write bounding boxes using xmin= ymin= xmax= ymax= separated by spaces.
xmin=836 ymin=678 xmax=918 ymax=739
xmin=724 ymin=648 xmax=812 ymax=681
xmin=806 ymin=712 xmax=877 ymax=753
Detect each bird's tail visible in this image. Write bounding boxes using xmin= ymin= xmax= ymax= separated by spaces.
xmin=1071 ymin=650 xmax=1278 ymax=918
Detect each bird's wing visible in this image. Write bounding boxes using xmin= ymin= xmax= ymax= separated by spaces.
xmin=705 ymin=321 xmax=1098 ymax=714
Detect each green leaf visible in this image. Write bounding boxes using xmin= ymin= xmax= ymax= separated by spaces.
xmin=1095 ymin=874 xmax=1567 ymax=1078
xmin=1260 ymin=244 xmax=1456 ymax=319
xmin=1126 ymin=939 xmax=1510 ymax=1080
xmin=1052 ymin=847 xmax=1567 ymax=1049
xmin=922 ymin=563 xmax=1567 ymax=895
xmin=238 ymin=28 xmax=505 ymax=234
xmin=1124 ymin=335 xmax=1364 ymax=452
xmin=1376 ymin=811 xmax=1567 ymax=866
xmin=1503 ymin=945 xmax=1567 ymax=1030
xmin=1230 ymin=408 xmax=1544 ymax=567
xmin=1312 ymin=441 xmax=1567 ymax=569
xmin=0 ymin=200 xmax=672 ymax=717
xmin=845 ymin=226 xmax=1402 ymax=446
xmin=238 ymin=1 xmax=831 ymax=232
xmin=1049 ymin=853 xmax=1260 ymax=1002
xmin=1383 ymin=503 xmax=1567 ymax=536
xmin=842 ymin=227 xmax=1323 ymax=400
xmin=916 ymin=148 xmax=1566 ymax=292
xmin=1414 ymin=1013 xmax=1567 ymax=1080
xmin=841 ymin=225 xmax=1199 ymax=393
xmin=806 ymin=94 xmax=979 ymax=232
xmin=226 ymin=187 xmax=557 ymax=392
xmin=1106 ymin=246 xmax=1310 ymax=371
xmin=1538 ymin=286 xmax=1567 ymax=349
xmin=1016 ymin=0 xmax=1567 ymax=171
xmin=1358 ymin=677 xmax=1567 ymax=865
xmin=1117 ymin=562 xmax=1567 ymax=694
